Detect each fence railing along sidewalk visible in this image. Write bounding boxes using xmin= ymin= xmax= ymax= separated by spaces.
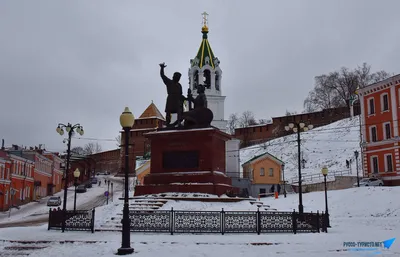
xmin=290 ymin=169 xmax=351 ymax=184
xmin=48 ymin=208 xmax=95 ymax=233
xmin=129 ymin=208 xmax=328 ymax=234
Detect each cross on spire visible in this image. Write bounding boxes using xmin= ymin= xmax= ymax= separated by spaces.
xmin=202 ymin=11 xmax=209 ymax=27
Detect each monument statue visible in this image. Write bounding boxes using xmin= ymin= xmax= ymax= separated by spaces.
xmin=182 ymin=84 xmax=213 ymax=129
xmin=159 ymin=62 xmax=184 ymax=127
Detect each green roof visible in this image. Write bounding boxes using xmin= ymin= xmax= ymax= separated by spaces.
xmin=243 ymin=151 xmax=283 ymax=166
xmin=192 ymin=29 xmax=216 ymax=69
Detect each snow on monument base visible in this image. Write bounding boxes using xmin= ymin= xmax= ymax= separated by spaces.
xmin=134 ymin=128 xmax=239 ymax=197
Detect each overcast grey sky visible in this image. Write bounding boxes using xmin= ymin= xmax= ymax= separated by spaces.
xmin=1 ymin=0 xmax=399 ymax=152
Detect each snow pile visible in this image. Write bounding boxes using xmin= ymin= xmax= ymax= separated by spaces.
xmin=240 ymin=116 xmax=362 ymax=182
xmin=262 ymin=186 xmax=400 ymax=220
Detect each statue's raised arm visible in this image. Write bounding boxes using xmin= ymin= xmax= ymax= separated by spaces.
xmin=159 ymin=62 xmax=172 ymax=86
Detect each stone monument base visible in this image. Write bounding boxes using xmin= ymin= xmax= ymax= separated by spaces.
xmin=134 ymin=128 xmax=239 ymax=196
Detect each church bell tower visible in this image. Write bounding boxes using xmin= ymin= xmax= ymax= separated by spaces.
xmin=188 ymin=12 xmax=227 ymax=132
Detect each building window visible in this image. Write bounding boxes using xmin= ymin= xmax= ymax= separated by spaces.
xmin=260 ymin=167 xmax=265 ymax=176
xmin=269 ymin=168 xmax=274 ymax=177
xmin=383 ymin=123 xmax=391 ymax=140
xmin=370 ymin=126 xmax=377 ymax=142
xmin=0 ymin=166 xmax=3 ymax=179
xmin=259 ymin=188 xmax=266 ymax=194
xmin=368 ymin=98 xmax=375 ymax=115
xmin=381 ymin=93 xmax=389 ymax=111
xmin=385 ymin=154 xmax=393 ymax=172
xmin=371 ymin=156 xmax=379 ymax=174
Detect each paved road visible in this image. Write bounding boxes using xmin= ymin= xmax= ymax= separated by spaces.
xmin=0 ymin=180 xmax=122 ymax=228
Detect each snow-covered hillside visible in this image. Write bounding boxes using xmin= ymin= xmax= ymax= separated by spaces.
xmin=240 ymin=116 xmax=362 ymax=181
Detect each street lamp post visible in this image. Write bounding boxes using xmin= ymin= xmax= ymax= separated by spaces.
xmin=285 ymin=122 xmax=313 ymax=215
xmin=107 ymin=180 xmax=110 ymax=205
xmin=73 ymin=168 xmax=80 ymax=213
xmin=56 ymin=123 xmax=84 ymax=232
xmin=117 ymin=107 xmax=135 ymax=255
xmin=321 ymin=166 xmax=330 ymax=227
xmin=281 ymin=163 xmax=286 ymax=198
xmin=111 ymin=182 xmax=114 ymax=202
xmin=354 ymin=150 xmax=360 ymax=187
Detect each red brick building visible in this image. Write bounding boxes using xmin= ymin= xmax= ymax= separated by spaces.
xmin=358 ymin=74 xmax=400 ymax=185
xmin=68 ymin=153 xmax=96 ymax=186
xmin=0 ymin=149 xmax=35 ymax=209
xmin=234 ymin=106 xmax=360 ymax=147
xmin=8 ymin=154 xmax=35 ymax=204
xmin=0 ymin=156 xmax=11 ymax=211
xmin=90 ymin=149 xmax=120 ymax=174
xmin=43 ymin=152 xmax=64 ymax=194
xmin=21 ymin=151 xmax=53 ymax=200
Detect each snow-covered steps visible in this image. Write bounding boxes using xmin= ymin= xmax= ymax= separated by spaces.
xmin=128 ymin=198 xmax=168 ymax=211
xmin=129 ymin=205 xmax=160 ymax=211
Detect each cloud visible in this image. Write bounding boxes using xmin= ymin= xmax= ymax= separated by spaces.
xmin=1 ymin=0 xmax=399 ymax=152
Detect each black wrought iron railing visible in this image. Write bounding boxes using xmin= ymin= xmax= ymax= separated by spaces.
xmin=48 ymin=209 xmax=95 ymax=233
xmin=129 ymin=208 xmax=327 ymax=234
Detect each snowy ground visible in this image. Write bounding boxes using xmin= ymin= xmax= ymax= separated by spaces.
xmin=240 ymin=116 xmax=362 ymax=183
xmin=0 ymin=186 xmax=399 ymax=256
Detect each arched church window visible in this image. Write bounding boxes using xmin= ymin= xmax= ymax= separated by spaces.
xmin=215 ymin=71 xmax=220 ymax=91
xmin=203 ymin=69 xmax=211 ymax=89
xmin=193 ymin=70 xmax=199 ymax=90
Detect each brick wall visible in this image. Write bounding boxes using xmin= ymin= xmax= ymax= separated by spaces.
xmin=234 ymin=105 xmax=360 ymax=147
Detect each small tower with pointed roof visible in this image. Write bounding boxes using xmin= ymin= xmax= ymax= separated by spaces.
xmin=118 ymin=102 xmax=165 ymax=176
xmin=188 ymin=12 xmax=227 ymax=132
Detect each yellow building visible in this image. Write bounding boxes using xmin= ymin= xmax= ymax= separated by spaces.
xmin=136 ymin=160 xmax=150 ymax=185
xmin=242 ymin=152 xmax=284 ymax=196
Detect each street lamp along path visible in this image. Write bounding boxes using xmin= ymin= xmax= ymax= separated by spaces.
xmin=321 ymin=166 xmax=330 ymax=228
xmin=73 ymin=168 xmax=80 ymax=213
xmin=117 ymin=107 xmax=135 ymax=255
xmin=56 ymin=123 xmax=84 ymax=232
xmin=284 ymin=122 xmax=313 ymax=215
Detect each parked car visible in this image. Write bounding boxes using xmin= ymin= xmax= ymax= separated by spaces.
xmin=47 ymin=196 xmax=62 ymax=206
xmin=91 ymin=177 xmax=98 ymax=184
xmin=96 ymin=171 xmax=110 ymax=176
xmin=353 ymin=178 xmax=384 ymax=187
xmin=76 ymin=184 xmax=87 ymax=193
xmin=85 ymin=182 xmax=92 ymax=188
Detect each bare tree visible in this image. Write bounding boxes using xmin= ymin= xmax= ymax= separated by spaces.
xmin=303 ymin=63 xmax=392 ymax=111
xmin=227 ymin=113 xmax=239 ymax=135
xmin=71 ymin=146 xmax=85 ymax=155
xmin=258 ymin=119 xmax=269 ymax=124
xmin=285 ymin=110 xmax=298 ymax=116
xmin=303 ymin=74 xmax=342 ymax=111
xmin=83 ymin=142 xmax=102 ymax=155
xmin=239 ymin=111 xmax=257 ymax=127
xmin=115 ymin=135 xmax=121 ymax=147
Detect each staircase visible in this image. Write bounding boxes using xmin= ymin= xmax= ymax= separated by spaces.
xmin=0 ymin=240 xmax=52 ymax=256
xmin=97 ymin=198 xmax=169 ymax=231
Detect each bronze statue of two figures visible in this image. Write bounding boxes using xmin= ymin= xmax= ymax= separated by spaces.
xmin=160 ymin=62 xmax=213 ymax=129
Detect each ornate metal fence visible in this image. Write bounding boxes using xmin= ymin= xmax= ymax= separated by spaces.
xmin=48 ymin=209 xmax=95 ymax=233
xmin=130 ymin=208 xmax=327 ymax=234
